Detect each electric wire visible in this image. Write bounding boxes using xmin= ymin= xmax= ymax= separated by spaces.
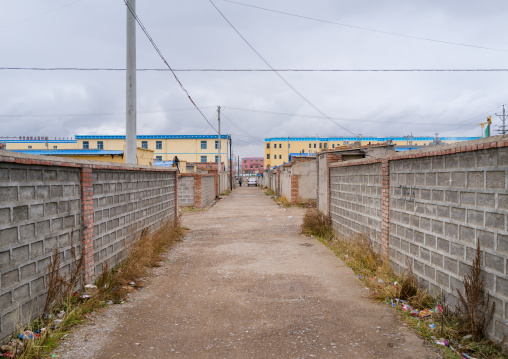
xmin=3 ymin=67 xmax=508 ymax=72
xmin=222 ymin=0 xmax=508 ymax=52
xmin=123 ymin=0 xmax=217 ymax=133
xmin=208 ymin=0 xmax=357 ymax=137
xmin=0 ymin=0 xmax=84 ymax=29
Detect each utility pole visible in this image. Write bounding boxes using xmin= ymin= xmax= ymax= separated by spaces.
xmin=217 ymin=106 xmax=221 ymax=174
xmin=287 ymin=136 xmax=290 ymax=162
xmin=229 ymin=135 xmax=233 ymax=190
xmin=495 ymin=105 xmax=507 ymax=135
xmin=125 ymin=0 xmax=137 ymax=164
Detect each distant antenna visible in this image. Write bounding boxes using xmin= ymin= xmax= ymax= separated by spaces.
xmin=495 ymin=105 xmax=507 ymax=135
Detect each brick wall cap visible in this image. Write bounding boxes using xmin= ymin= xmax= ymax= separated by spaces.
xmin=329 ymin=134 xmax=508 ymax=167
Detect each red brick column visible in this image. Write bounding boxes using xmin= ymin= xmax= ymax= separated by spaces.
xmin=291 ymin=174 xmax=299 ymax=204
xmin=381 ymin=159 xmax=390 ymax=257
xmin=80 ymin=167 xmax=95 ymax=283
xmin=194 ymin=174 xmax=203 ymax=208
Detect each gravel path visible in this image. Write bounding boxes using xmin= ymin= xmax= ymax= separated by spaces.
xmin=54 ymin=186 xmax=439 ymax=359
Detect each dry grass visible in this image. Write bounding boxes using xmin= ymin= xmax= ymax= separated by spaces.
xmin=302 ymin=208 xmax=334 ymax=241
xmin=264 ymin=189 xmax=276 ymax=196
xmin=9 ymin=217 xmax=184 ymax=359
xmin=275 ymin=195 xmax=291 ymax=207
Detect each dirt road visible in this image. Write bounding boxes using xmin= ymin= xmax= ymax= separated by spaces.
xmin=56 ymin=186 xmax=438 ymax=359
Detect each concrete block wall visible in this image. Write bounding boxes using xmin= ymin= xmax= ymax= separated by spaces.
xmin=388 ymin=146 xmax=508 ymax=341
xmin=202 ymin=175 xmax=216 ymax=208
xmin=0 ymin=150 xmax=177 ymax=342
xmin=329 ymin=162 xmax=384 ymax=251
xmin=326 ymin=135 xmax=508 ymax=343
xmin=0 ymin=163 xmax=81 ymax=341
xmin=92 ymin=170 xmax=176 ymax=274
xmin=279 ymin=166 xmax=292 ymax=200
xmin=177 ymin=176 xmax=195 ymax=208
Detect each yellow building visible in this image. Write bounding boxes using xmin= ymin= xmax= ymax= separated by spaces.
xmin=3 ymin=135 xmax=230 ymax=165
xmin=74 ymin=135 xmax=229 ymax=163
xmin=264 ymin=136 xmax=481 ymax=168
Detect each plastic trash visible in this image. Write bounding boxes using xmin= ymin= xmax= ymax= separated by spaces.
xmin=429 ymin=323 xmax=435 ymax=329
xmin=287 ymin=216 xmax=293 ymax=219
xmin=435 ymin=339 xmax=448 ymax=346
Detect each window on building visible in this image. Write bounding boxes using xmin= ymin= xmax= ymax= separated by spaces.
xmin=201 ymin=141 xmax=207 ymax=149
xmin=324 ymin=143 xmax=327 ymax=149
xmin=267 ymin=154 xmax=270 ymax=159
xmin=215 ymin=140 xmax=219 ymax=149
xmin=97 ymin=141 xmax=104 ymax=149
xmin=141 ymin=141 xmax=148 ymax=149
xmin=28 ymin=146 xmax=32 ymax=149
xmin=155 ymin=156 xmax=162 ymax=161
xmin=266 ymin=143 xmax=270 ymax=149
xmin=53 ymin=146 xmax=57 ymax=149
xmin=314 ymin=144 xmax=316 ymax=148
xmin=201 ymin=155 xmax=207 ymax=162
xmin=279 ymin=155 xmax=282 ymax=159
xmin=332 ymin=144 xmax=335 ymax=148
xmin=309 ymin=144 xmax=311 ymax=148
xmin=215 ymin=155 xmax=219 ymax=162
xmin=156 ymin=141 xmax=162 ymax=149
xmin=319 ymin=143 xmax=322 ymax=149
xmin=83 ymin=141 xmax=89 ymax=149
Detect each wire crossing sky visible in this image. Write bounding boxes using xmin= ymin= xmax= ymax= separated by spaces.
xmin=0 ymin=0 xmax=507 ymax=158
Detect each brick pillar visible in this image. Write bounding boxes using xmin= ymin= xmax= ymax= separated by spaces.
xmin=194 ymin=174 xmax=203 ymax=208
xmin=381 ymin=159 xmax=390 ymax=257
xmin=291 ymin=174 xmax=299 ymax=204
xmin=80 ymin=167 xmax=95 ymax=284
xmin=174 ymin=172 xmax=179 ymax=219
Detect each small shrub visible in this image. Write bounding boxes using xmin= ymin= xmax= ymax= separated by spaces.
xmin=275 ymin=195 xmax=291 ymax=207
xmin=301 ymin=208 xmax=334 ymax=241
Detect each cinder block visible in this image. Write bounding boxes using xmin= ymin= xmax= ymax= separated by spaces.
xmin=0 ymin=292 xmax=12 ymax=311
xmin=497 ymin=234 xmax=508 ymax=254
xmin=467 ymin=172 xmax=484 ymax=189
xmin=437 ymin=205 xmax=451 ymax=218
xmin=0 ymin=208 xmax=10 ymax=224
xmin=437 ymin=237 xmax=450 ymax=252
xmin=19 ymin=224 xmax=34 ymax=241
xmin=461 ymin=192 xmax=476 ymax=206
xmin=459 ymin=261 xmax=472 ymax=277
xmin=485 ymin=253 xmax=504 ymax=273
xmin=35 ymin=186 xmax=50 ymax=200
xmin=450 ymin=242 xmax=465 ymax=258
xmin=467 ymin=209 xmax=484 ymax=226
xmin=30 ymin=241 xmax=43 ymax=260
xmin=459 ymin=225 xmax=475 ymax=244
xmin=486 ymin=171 xmax=506 ymax=190
xmin=44 ymin=202 xmax=57 ymax=216
xmin=424 ymin=264 xmax=436 ymax=279
xmin=50 ymin=185 xmax=63 ymax=198
xmin=432 ymin=220 xmax=444 ymax=235
xmin=477 ymin=230 xmax=495 ymax=250
xmin=12 ymin=244 xmax=29 ymax=265
xmin=0 ymin=187 xmax=18 ymax=202
xmin=11 ymin=169 xmax=27 ymax=182
xmin=436 ymin=270 xmax=450 ymax=287
xmin=431 ymin=252 xmax=444 ymax=268
xmin=0 ymin=168 xmax=9 ymax=181
xmin=451 ymin=172 xmax=466 ymax=188
xmin=485 ymin=212 xmax=505 ymax=230
xmin=29 ymin=204 xmax=44 ymax=220
xmin=58 ymin=201 xmax=68 ymax=214
xmin=1 ymin=269 xmax=19 ymax=290
xmin=20 ymin=263 xmax=36 ymax=281
xmin=28 ymin=170 xmax=43 ymax=182
xmin=43 ymin=170 xmax=57 ymax=181
xmin=495 ymin=276 xmax=508 ymax=297
xmin=420 ymin=247 xmax=430 ymax=262
xmin=437 ymin=172 xmax=451 ymax=187
xmin=477 ymin=193 xmax=495 ymax=209
xmin=444 ymin=257 xmax=458 ymax=274
xmin=18 ymin=187 xmax=34 ymax=201
xmin=451 ymin=207 xmax=466 ymax=222
xmin=426 ymin=172 xmax=437 ymax=186
xmin=0 ymin=227 xmax=18 ymax=246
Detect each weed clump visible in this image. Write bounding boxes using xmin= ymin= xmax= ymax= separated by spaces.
xmin=275 ymin=195 xmax=291 ymax=207
xmin=456 ymin=240 xmax=495 ymax=341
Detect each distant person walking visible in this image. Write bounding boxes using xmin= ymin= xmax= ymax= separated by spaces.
xmin=173 ymin=156 xmax=180 ymax=173
xmin=239 ymin=177 xmax=242 ymax=187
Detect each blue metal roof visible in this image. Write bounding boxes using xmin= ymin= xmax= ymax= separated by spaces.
xmin=10 ymin=149 xmax=123 ymax=156
xmin=4 ymin=140 xmax=77 ymax=143
xmin=265 ymin=136 xmax=480 ymax=142
xmin=75 ymin=135 xmax=229 ymax=140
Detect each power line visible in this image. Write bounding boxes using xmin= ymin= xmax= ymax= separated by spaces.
xmin=222 ymin=0 xmax=508 ymax=53
xmin=122 ymin=0 xmax=217 ymax=133
xmin=3 ymin=67 xmax=508 ymax=72
xmin=208 ymin=0 xmax=357 ymax=137
xmin=0 ymin=106 xmax=215 ymax=118
xmin=0 ymin=0 xmax=84 ymax=29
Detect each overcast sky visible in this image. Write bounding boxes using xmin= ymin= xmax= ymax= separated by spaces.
xmin=1 ymin=0 xmax=507 ymax=158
